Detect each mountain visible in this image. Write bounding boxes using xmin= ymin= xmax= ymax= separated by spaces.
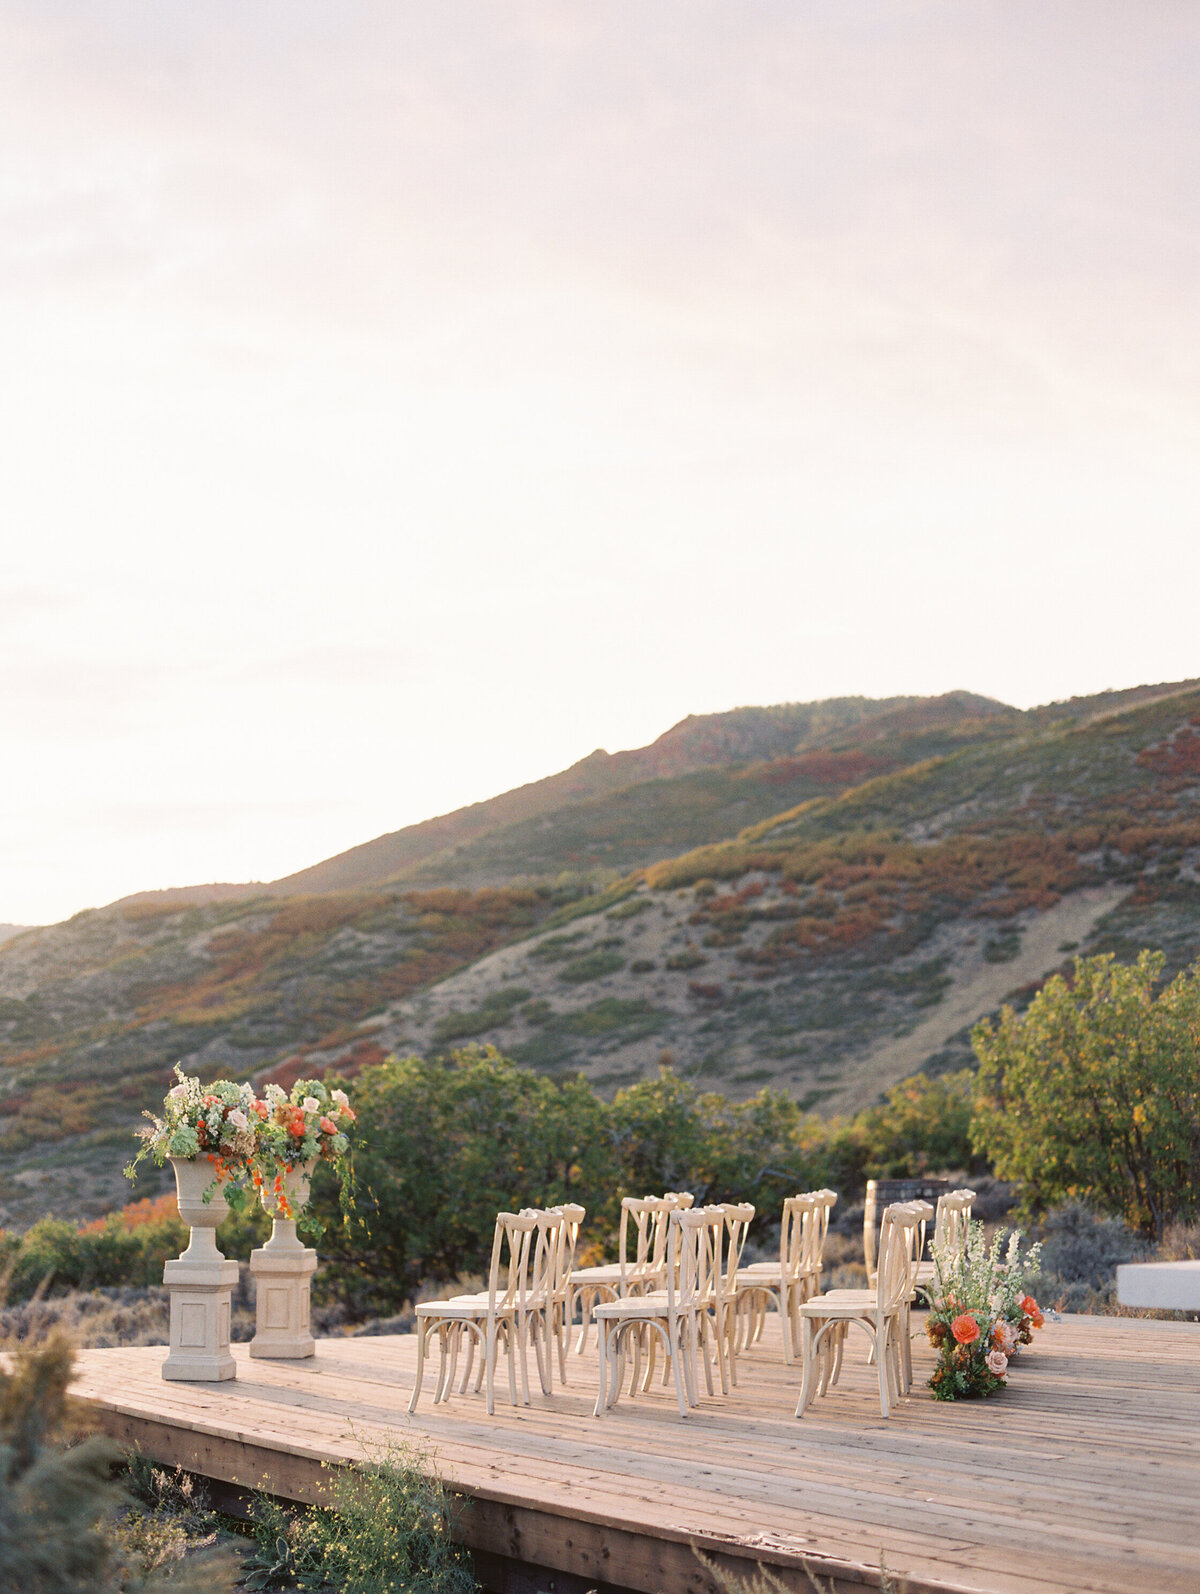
xmin=1 ymin=678 xmax=1198 ymax=1229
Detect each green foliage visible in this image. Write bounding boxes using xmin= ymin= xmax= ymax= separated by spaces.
xmin=0 ymin=1334 xmax=236 ymax=1592
xmin=850 ymin=1071 xmax=977 ymax=1180
xmin=971 ymin=950 xmax=1200 ymax=1234
xmin=556 ymin=948 xmax=625 ymax=983
xmin=430 ymin=987 xmax=530 ymax=1045
xmin=315 ymin=1047 xmax=973 ymax=1316
xmin=246 ymin=1444 xmax=476 ymax=1594
xmin=0 ymin=1199 xmax=269 ymax=1307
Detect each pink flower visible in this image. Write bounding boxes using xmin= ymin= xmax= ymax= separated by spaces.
xmin=227 ymin=1108 xmax=249 ymax=1131
xmin=320 ymin=1115 xmax=337 ymax=1135
xmin=986 ymin=1350 xmax=1008 ymax=1376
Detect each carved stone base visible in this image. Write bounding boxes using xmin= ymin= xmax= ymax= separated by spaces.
xmin=249 ymin=1240 xmax=317 ymax=1359
xmin=162 ymin=1257 xmax=240 ymax=1381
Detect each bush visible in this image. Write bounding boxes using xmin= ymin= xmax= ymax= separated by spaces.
xmin=246 ymin=1443 xmax=476 ymax=1594
xmin=972 ymin=950 xmax=1200 ymax=1233
xmin=313 ymin=1046 xmax=973 ymax=1318
xmin=1035 ymin=1200 xmax=1146 ymax=1290
xmin=0 ymin=1332 xmax=237 ymax=1592
xmin=0 ymin=1195 xmax=269 ymax=1307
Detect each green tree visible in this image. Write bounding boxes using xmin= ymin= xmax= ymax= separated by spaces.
xmin=851 ymin=1070 xmax=977 ymax=1180
xmin=971 ymin=950 xmax=1200 ymax=1235
xmin=314 ymin=1046 xmax=610 ymax=1311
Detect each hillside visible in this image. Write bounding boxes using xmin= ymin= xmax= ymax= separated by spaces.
xmin=1 ymin=678 xmax=1199 ymax=1229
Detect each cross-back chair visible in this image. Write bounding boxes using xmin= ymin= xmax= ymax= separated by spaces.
xmin=569 ymin=1192 xmax=691 ymax=1354
xmin=592 ymin=1205 xmax=722 ymax=1417
xmin=912 ymin=1188 xmax=976 ymax=1296
xmin=409 ymin=1209 xmax=538 ymax=1416
xmin=735 ymin=1189 xmax=838 ymax=1363
xmin=795 ymin=1202 xmax=922 ymax=1420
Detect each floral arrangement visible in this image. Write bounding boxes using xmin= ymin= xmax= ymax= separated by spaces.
xmin=926 ymin=1221 xmax=1044 ymax=1401
xmin=126 ymin=1068 xmax=357 ymax=1225
xmin=124 ymin=1067 xmax=259 ymax=1193
xmin=249 ymin=1077 xmax=357 ymax=1220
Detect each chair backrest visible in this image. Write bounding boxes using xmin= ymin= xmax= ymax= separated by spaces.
xmin=524 ymin=1208 xmax=563 ymax=1310
xmin=669 ymin=1206 xmax=722 ymax=1313
xmin=778 ymin=1195 xmax=814 ymax=1280
xmin=804 ymin=1189 xmax=837 ymax=1275
xmin=876 ymin=1203 xmax=921 ymax=1314
xmin=486 ymin=1210 xmax=538 ymax=1313
xmin=550 ymin=1202 xmax=586 ymax=1297
xmin=907 ymin=1199 xmax=934 ymax=1284
xmin=718 ymin=1202 xmax=755 ymax=1299
xmin=618 ymin=1196 xmax=669 ymax=1282
xmin=932 ymin=1189 xmax=974 ymax=1260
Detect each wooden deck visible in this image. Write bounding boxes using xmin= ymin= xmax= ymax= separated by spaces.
xmin=73 ymin=1314 xmax=1200 ymax=1594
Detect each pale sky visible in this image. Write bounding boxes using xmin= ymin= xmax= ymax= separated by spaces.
xmin=2 ymin=1 xmax=1199 ymax=927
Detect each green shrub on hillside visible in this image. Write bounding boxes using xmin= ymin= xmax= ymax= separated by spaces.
xmin=313 ymin=1046 xmax=976 ymax=1316
xmin=972 ymin=951 xmax=1200 ymax=1235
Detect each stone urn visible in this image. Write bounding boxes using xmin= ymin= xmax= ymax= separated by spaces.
xmin=249 ymin=1158 xmax=318 ymax=1360
xmin=162 ymin=1156 xmax=239 ymax=1383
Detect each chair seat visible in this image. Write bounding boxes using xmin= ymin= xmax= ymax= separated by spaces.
xmin=912 ymin=1260 xmax=935 ymax=1284
xmin=592 ymin=1290 xmax=680 ymax=1319
xmin=415 ymin=1296 xmax=517 ymax=1320
xmin=800 ymin=1290 xmax=886 ymax=1320
xmin=569 ymin=1264 xmax=624 ymax=1284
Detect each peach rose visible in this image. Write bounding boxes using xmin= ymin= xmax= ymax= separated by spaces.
xmin=950 ymin=1314 xmax=980 ymax=1346
xmin=986 ymin=1350 xmax=1008 ymax=1376
xmin=1020 ymin=1294 xmax=1039 ymax=1316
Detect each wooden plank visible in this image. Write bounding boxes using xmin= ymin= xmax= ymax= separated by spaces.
xmin=71 ymin=1314 xmax=1200 ymax=1594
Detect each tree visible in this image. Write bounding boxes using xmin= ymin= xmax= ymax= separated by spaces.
xmin=971 ymin=951 xmax=1200 ymax=1235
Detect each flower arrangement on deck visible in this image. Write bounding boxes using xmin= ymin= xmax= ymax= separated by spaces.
xmin=926 ymin=1222 xmax=1044 ymax=1400
xmin=124 ymin=1066 xmax=259 ymax=1193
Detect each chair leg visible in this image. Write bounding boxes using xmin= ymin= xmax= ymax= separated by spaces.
xmin=781 ymin=1285 xmax=796 ymax=1366
xmin=876 ymin=1331 xmax=892 ymax=1418
xmin=795 ymin=1316 xmax=817 ymax=1417
xmin=575 ymin=1288 xmax=592 ymax=1355
xmin=592 ymin=1320 xmax=608 ymax=1417
xmin=433 ymin=1325 xmax=453 ymax=1404
xmin=681 ymin=1315 xmax=700 ymax=1407
xmin=901 ymin=1303 xmax=913 ymax=1394
xmin=484 ymin=1323 xmax=499 ymax=1417
xmin=409 ymin=1320 xmax=429 ymax=1414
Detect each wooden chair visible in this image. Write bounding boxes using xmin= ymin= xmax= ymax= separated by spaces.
xmin=409 ymin=1209 xmax=537 ymax=1416
xmin=548 ymin=1202 xmax=586 ymax=1384
xmin=444 ymin=1205 xmax=578 ymax=1400
xmin=735 ymin=1189 xmax=837 ymax=1363
xmin=795 ymin=1202 xmax=922 ymax=1420
xmin=569 ymin=1192 xmax=691 ymax=1353
xmin=592 ymin=1206 xmax=723 ymax=1418
xmin=912 ymin=1189 xmax=975 ymax=1296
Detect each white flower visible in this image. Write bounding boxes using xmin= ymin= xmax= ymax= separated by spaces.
xmin=302 ymin=1096 xmax=320 ymax=1114
xmin=265 ymin=1083 xmax=286 ymax=1106
xmin=228 ymin=1108 xmax=249 ymax=1131
xmin=332 ymin=1089 xmax=349 ymax=1108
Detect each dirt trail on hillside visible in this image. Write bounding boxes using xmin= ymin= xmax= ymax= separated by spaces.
xmin=824 ymin=884 xmax=1129 ymax=1114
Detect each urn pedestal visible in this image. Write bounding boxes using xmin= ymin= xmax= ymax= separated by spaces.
xmin=162 ymin=1156 xmax=239 ymax=1382
xmin=250 ymin=1160 xmax=318 ymax=1360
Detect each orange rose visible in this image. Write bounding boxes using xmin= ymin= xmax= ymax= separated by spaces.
xmin=950 ymin=1313 xmax=981 ymax=1346
xmin=1030 ymin=1309 xmax=1045 ymax=1330
xmin=1020 ymin=1295 xmax=1039 ymax=1315
xmin=320 ymin=1115 xmax=337 ymax=1134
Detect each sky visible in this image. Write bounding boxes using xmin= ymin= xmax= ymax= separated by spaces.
xmin=2 ymin=1 xmax=1199 ymax=927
